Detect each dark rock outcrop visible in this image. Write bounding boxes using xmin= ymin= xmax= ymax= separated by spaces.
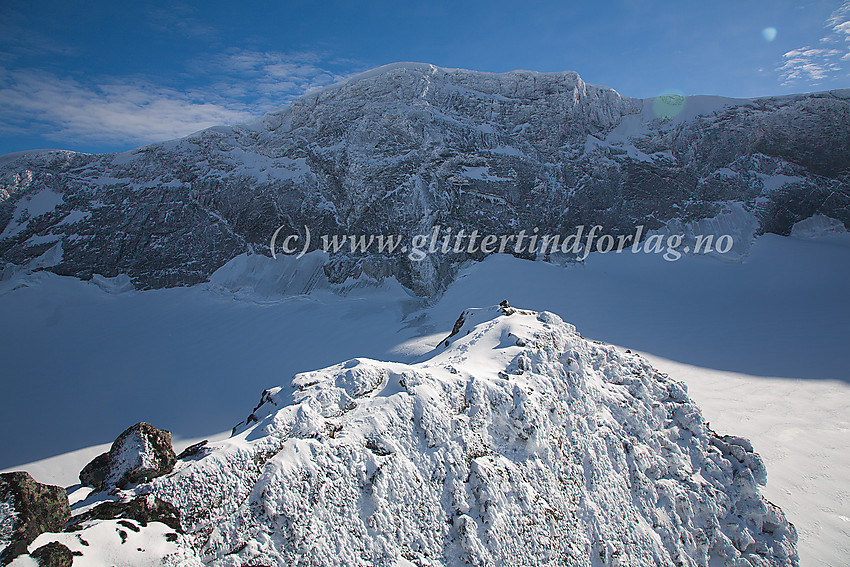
xmin=30 ymin=541 xmax=74 ymax=567
xmin=77 ymin=453 xmax=109 ymax=492
xmin=79 ymin=422 xmax=177 ymax=491
xmin=67 ymin=494 xmax=181 ymax=533
xmin=176 ymin=440 xmax=208 ymax=460
xmin=0 ymin=472 xmax=70 ymax=565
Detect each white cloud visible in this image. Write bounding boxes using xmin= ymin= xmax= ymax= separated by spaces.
xmin=0 ymin=9 xmax=77 ymax=60
xmin=0 ymin=49 xmax=356 ymax=149
xmin=778 ymin=1 xmax=850 ymax=86
xmin=203 ymin=48 xmax=349 ymax=106
xmin=779 ymin=47 xmax=842 ymax=82
xmin=826 ymin=1 xmax=850 ymax=40
xmin=0 ymin=69 xmax=255 ymax=145
xmin=147 ymin=4 xmax=218 ymax=39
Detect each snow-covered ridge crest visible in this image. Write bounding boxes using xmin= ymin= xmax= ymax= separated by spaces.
xmin=283 ymin=61 xmax=609 ymax=108
xmin=146 ymin=304 xmax=796 ymax=566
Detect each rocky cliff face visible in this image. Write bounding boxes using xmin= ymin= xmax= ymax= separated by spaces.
xmin=1 ymin=63 xmax=847 ymax=294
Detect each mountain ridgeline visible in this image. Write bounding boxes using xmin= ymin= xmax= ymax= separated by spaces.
xmin=1 ymin=63 xmax=848 ymax=294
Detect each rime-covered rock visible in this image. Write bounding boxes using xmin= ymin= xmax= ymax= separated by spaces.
xmin=133 ymin=305 xmax=796 ymax=566
xmin=0 ymin=472 xmax=70 ymax=565
xmin=79 ymin=422 xmax=176 ymax=491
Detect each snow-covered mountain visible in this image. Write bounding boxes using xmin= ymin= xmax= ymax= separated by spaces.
xmin=1 ymin=63 xmax=846 ymax=565
xmin=1 ymin=63 xmax=848 ymax=294
xmin=5 ymin=304 xmax=798 ymax=566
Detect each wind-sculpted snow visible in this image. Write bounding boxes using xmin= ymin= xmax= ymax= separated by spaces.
xmin=0 ymin=63 xmax=847 ymax=294
xmin=138 ymin=305 xmax=797 ymax=566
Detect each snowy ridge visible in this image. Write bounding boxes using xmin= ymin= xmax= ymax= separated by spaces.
xmin=1 ymin=64 xmax=846 ymax=294
xmin=137 ymin=305 xmax=797 ymax=566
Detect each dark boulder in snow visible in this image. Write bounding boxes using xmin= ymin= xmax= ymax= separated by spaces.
xmin=79 ymin=422 xmax=176 ymax=491
xmin=29 ymin=541 xmax=74 ymax=567
xmin=176 ymin=440 xmax=209 ymax=460
xmin=67 ymin=494 xmax=181 ymax=533
xmin=76 ymin=453 xmax=109 ymax=491
xmin=0 ymin=471 xmax=70 ymax=565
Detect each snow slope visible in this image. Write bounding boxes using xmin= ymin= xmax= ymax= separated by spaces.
xmin=638 ymin=353 xmax=849 ymax=567
xmin=1 ymin=231 xmax=848 ymax=565
xmin=0 ymin=269 xmax=421 ymax=466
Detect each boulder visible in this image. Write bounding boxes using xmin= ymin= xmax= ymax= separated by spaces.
xmin=30 ymin=541 xmax=74 ymax=567
xmin=79 ymin=422 xmax=177 ymax=491
xmin=0 ymin=471 xmax=70 ymax=565
xmin=176 ymin=440 xmax=208 ymax=460
xmin=77 ymin=453 xmax=109 ymax=491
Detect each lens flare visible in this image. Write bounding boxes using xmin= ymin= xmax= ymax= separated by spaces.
xmin=762 ymin=27 xmax=778 ymax=42
xmin=652 ymin=89 xmax=686 ymax=120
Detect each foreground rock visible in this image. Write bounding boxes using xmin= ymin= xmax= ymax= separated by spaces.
xmin=29 ymin=541 xmax=73 ymax=567
xmin=79 ymin=422 xmax=176 ymax=491
xmin=6 ymin=494 xmax=191 ymax=567
xmin=67 ymin=494 xmax=181 ymax=533
xmin=2 ymin=446 xmax=188 ymax=566
xmin=0 ymin=472 xmax=70 ymax=565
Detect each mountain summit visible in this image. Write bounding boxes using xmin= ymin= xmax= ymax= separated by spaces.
xmin=1 ymin=63 xmax=847 ymax=294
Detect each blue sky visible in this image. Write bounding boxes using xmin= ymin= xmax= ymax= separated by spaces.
xmin=1 ymin=0 xmax=848 ymax=155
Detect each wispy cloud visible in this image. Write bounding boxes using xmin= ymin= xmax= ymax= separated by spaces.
xmin=201 ymin=48 xmax=350 ymax=106
xmin=826 ymin=0 xmax=850 ymax=46
xmin=0 ymin=21 xmax=77 ymax=62
xmin=778 ymin=1 xmax=850 ymax=85
xmin=146 ymin=3 xmax=219 ymax=39
xmin=0 ymin=49 xmax=356 ymax=150
xmin=0 ymin=69 xmax=255 ymax=145
xmin=778 ymin=47 xmax=843 ymax=82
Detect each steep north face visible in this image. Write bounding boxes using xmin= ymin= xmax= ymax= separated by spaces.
xmin=0 ymin=63 xmax=847 ymax=294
